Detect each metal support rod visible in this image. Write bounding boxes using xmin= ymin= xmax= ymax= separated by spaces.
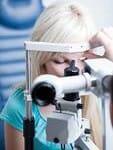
xmin=23 ymin=50 xmax=35 ymax=150
xmin=101 ymin=94 xmax=110 ymax=150
xmin=25 ymin=50 xmax=32 ymax=119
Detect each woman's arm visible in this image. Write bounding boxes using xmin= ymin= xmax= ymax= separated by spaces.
xmin=90 ymin=27 xmax=113 ymax=61
xmin=90 ymin=27 xmax=113 ymax=126
xmin=4 ymin=123 xmax=24 ymax=150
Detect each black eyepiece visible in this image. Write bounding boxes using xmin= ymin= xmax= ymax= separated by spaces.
xmin=31 ymin=82 xmax=56 ymax=106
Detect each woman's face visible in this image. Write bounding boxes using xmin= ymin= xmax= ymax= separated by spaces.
xmin=43 ymin=50 xmax=99 ymax=76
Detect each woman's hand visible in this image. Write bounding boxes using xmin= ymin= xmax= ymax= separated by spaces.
xmin=90 ymin=27 xmax=113 ymax=61
xmin=90 ymin=27 xmax=113 ymax=127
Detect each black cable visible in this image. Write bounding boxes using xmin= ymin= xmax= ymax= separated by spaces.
xmin=70 ymin=143 xmax=74 ymax=150
xmin=61 ymin=144 xmax=65 ymax=150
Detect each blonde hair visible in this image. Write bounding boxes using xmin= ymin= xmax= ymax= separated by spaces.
xmin=31 ymin=0 xmax=97 ymax=81
xmin=30 ymin=1 xmax=102 ymax=149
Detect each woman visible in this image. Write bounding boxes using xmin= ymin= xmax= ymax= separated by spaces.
xmin=1 ymin=1 xmax=113 ymax=149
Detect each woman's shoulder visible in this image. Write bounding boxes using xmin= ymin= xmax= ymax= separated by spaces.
xmin=5 ymin=88 xmax=25 ymax=110
xmin=0 ymin=88 xmax=42 ymax=130
xmin=10 ymin=88 xmax=24 ymax=100
xmin=0 ymin=88 xmax=25 ymax=130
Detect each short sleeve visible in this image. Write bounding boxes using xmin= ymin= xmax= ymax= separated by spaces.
xmin=0 ymin=88 xmax=40 ymax=131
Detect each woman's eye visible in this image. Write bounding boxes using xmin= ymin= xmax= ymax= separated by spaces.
xmin=52 ymin=59 xmax=65 ymax=64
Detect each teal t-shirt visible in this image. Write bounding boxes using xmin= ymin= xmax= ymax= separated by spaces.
xmin=0 ymin=89 xmax=75 ymax=150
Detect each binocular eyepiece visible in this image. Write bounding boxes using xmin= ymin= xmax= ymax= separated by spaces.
xmin=31 ymin=81 xmax=56 ymax=106
xmin=31 ymin=60 xmax=80 ymax=106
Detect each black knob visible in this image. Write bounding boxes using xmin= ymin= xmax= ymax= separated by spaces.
xmin=77 ymin=103 xmax=83 ymax=109
xmin=84 ymin=128 xmax=91 ymax=134
xmin=53 ymin=137 xmax=59 ymax=143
